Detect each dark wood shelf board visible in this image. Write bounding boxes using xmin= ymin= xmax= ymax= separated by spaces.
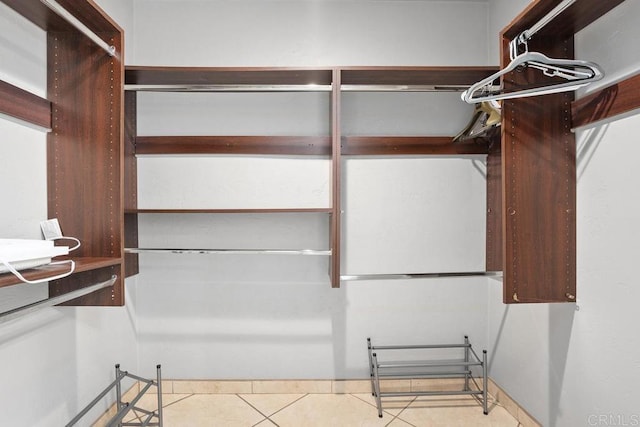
xmin=135 ymin=136 xmax=331 ymax=155
xmin=0 ymin=257 xmax=121 ymax=289
xmin=342 ymin=136 xmax=489 ymax=155
xmin=1 ymin=0 xmax=121 ymax=34
xmin=340 ymin=67 xmax=499 ymax=87
xmin=572 ymin=72 xmax=640 ymax=128
xmin=126 ymin=66 xmax=334 ymax=86
xmin=502 ymin=0 xmax=626 ymax=41
xmin=0 ymin=79 xmax=51 ymax=129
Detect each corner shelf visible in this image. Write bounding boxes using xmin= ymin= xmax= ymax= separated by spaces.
xmin=1 ymin=0 xmax=125 ymax=306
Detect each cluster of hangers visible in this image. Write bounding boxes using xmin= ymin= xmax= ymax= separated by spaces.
xmin=455 ymin=0 xmax=604 ymax=140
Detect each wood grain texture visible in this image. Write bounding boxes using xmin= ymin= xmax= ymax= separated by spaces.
xmin=0 ymin=257 xmax=120 ymax=289
xmin=126 ymin=66 xmax=333 ymax=86
xmin=135 ymin=136 xmax=332 ymax=155
xmin=342 ymin=136 xmax=489 ymax=155
xmin=0 ymin=80 xmax=51 ymax=129
xmin=340 ymin=67 xmax=499 ymax=86
xmin=501 ymin=35 xmax=576 ymax=304
xmin=501 ymin=0 xmax=626 ymax=41
xmin=47 ymin=28 xmax=124 ymax=305
xmin=571 ymin=73 xmax=640 ymax=128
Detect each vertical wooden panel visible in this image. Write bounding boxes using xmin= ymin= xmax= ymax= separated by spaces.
xmin=124 ymin=91 xmax=139 ymax=277
xmin=47 ymin=29 xmax=124 ymax=305
xmin=486 ymin=136 xmax=502 ymax=272
xmin=330 ymin=68 xmax=341 ymax=287
xmin=501 ymin=35 xmax=576 ymax=304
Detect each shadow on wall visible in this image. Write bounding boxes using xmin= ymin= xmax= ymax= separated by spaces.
xmin=489 ymin=300 xmax=576 ymax=427
xmin=548 ymin=304 xmax=576 ymax=427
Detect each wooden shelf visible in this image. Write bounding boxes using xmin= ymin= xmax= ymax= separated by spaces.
xmin=340 ymin=66 xmax=499 ymax=88
xmin=0 ymin=0 xmax=121 ymax=33
xmin=125 ymin=66 xmax=334 ymax=88
xmin=502 ymin=0 xmax=626 ymax=41
xmin=135 ymin=136 xmax=332 ymax=155
xmin=342 ymin=136 xmax=489 ymax=156
xmin=0 ymin=80 xmax=51 ymax=129
xmin=572 ymin=72 xmax=640 ymax=128
xmin=0 ymin=257 xmax=121 ymax=289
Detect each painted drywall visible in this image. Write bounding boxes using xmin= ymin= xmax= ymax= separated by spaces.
xmin=131 ymin=0 xmax=492 ymax=380
xmin=486 ymin=1 xmax=640 ymax=426
xmin=0 ymin=1 xmax=138 ymax=426
xmin=133 ymin=0 xmax=489 ymax=67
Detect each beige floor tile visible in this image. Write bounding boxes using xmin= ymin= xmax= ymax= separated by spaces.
xmin=352 ymin=393 xmax=415 ymax=417
xmin=386 ymin=419 xmax=415 ymax=427
xmin=396 ymin=396 xmax=519 ymax=427
xmin=161 ymin=394 xmax=266 ymax=427
xmin=238 ymin=393 xmax=305 ymax=416
xmin=270 ymin=393 xmax=390 ymax=427
xmin=122 ymin=393 xmax=191 ymax=423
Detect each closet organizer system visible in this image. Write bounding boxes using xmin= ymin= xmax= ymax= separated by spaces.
xmin=1 ymin=0 xmax=639 ymax=313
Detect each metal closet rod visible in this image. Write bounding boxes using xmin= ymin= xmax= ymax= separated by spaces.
xmin=124 ymin=84 xmax=467 ymax=92
xmin=0 ymin=275 xmax=117 ymax=324
xmin=514 ymin=0 xmax=577 ymax=45
xmin=124 ymin=84 xmax=333 ymax=92
xmin=125 ymin=248 xmax=332 ymax=256
xmin=40 ymin=0 xmax=117 ymax=57
xmin=341 ymin=271 xmax=502 ymax=281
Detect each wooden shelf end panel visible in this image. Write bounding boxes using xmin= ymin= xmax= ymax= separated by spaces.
xmin=0 ymin=80 xmax=52 ymax=129
xmin=486 ymin=137 xmax=502 ymax=272
xmin=50 ymin=264 xmax=123 ymax=306
xmin=501 ymin=37 xmax=576 ymax=304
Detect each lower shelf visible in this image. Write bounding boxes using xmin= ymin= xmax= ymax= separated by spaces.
xmin=0 ymin=257 xmax=121 ymax=289
xmin=68 ymin=364 xmax=163 ymax=427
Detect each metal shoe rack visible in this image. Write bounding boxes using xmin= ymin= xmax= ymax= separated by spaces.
xmin=67 ymin=364 xmax=163 ymax=427
xmin=367 ymin=336 xmax=488 ymax=417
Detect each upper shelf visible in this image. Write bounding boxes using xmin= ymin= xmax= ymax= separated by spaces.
xmin=0 ymin=257 xmax=121 ymax=289
xmin=340 ymin=66 xmax=499 ymax=91
xmin=125 ymin=67 xmax=334 ymax=91
xmin=1 ymin=0 xmax=122 ymax=34
xmin=502 ymin=0 xmax=626 ymax=41
xmin=124 ymin=66 xmax=500 ymax=92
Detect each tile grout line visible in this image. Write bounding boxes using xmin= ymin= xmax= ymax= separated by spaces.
xmin=266 ymin=393 xmax=309 ymax=421
xmin=236 ymin=394 xmax=277 ymax=427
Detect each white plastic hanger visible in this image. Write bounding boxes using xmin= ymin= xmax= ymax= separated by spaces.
xmin=461 ymin=0 xmax=604 ymax=104
xmin=461 ymin=48 xmax=603 ymax=103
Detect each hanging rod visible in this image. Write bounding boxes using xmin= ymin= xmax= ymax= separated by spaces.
xmin=341 ymin=271 xmax=502 ymax=281
xmin=513 ymin=0 xmax=577 ymax=47
xmin=125 ymin=248 xmax=332 ymax=256
xmin=340 ymin=85 xmax=467 ymax=92
xmin=124 ymin=84 xmax=332 ymax=92
xmin=0 ymin=275 xmax=117 ymax=324
xmin=40 ymin=0 xmax=117 ymax=57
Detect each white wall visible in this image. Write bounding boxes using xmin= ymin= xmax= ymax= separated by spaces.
xmin=486 ymin=1 xmax=640 ymax=426
xmin=132 ymin=0 xmax=492 ymax=381
xmin=0 ymin=1 xmax=138 ymax=426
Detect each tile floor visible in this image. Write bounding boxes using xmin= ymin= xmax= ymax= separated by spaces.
xmin=121 ymin=390 xmax=521 ymax=426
